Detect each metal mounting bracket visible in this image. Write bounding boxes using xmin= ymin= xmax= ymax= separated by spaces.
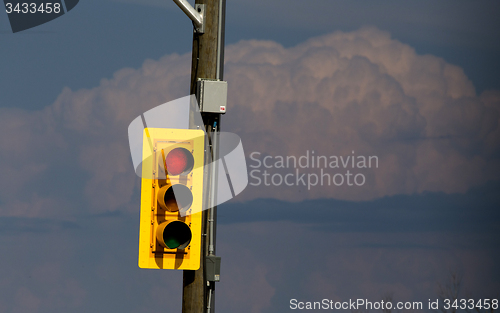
xmin=172 ymin=0 xmax=205 ymax=34
xmin=194 ymin=4 xmax=205 ymax=34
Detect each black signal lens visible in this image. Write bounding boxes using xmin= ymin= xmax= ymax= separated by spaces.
xmin=158 ymin=184 xmax=193 ymax=213
xmin=156 ymin=221 xmax=192 ymax=249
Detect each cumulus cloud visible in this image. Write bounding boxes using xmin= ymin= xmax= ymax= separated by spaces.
xmin=224 ymin=27 xmax=500 ymax=201
xmin=0 ymin=52 xmax=192 ymax=217
xmin=0 ymin=27 xmax=499 ymax=217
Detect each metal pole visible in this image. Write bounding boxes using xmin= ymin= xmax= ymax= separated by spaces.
xmin=208 ymin=1 xmax=225 ymax=312
xmin=208 ymin=125 xmax=218 ymax=257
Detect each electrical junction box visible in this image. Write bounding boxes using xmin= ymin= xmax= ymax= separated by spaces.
xmin=206 ymin=255 xmax=221 ymax=282
xmin=197 ymin=79 xmax=227 ymax=114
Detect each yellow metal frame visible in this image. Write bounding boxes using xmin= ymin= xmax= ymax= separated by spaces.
xmin=138 ymin=128 xmax=205 ymax=270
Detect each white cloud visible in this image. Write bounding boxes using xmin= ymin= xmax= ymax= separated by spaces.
xmin=0 ymin=27 xmax=499 ymax=217
xmin=0 ymin=53 xmax=192 ymax=217
xmin=223 ymin=27 xmax=500 ymax=201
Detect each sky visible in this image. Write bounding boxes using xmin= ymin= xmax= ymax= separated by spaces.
xmin=0 ymin=1 xmax=499 ymax=312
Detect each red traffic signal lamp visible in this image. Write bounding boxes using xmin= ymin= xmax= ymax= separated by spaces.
xmin=138 ymin=128 xmax=205 ymax=270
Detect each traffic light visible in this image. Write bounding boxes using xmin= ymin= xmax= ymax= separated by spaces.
xmin=138 ymin=128 xmax=205 ymax=270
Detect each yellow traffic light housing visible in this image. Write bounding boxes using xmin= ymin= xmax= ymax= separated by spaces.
xmin=138 ymin=128 xmax=205 ymax=270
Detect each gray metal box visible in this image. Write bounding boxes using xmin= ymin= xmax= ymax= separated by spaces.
xmin=206 ymin=256 xmax=221 ymax=282
xmin=197 ymin=79 xmax=227 ymax=114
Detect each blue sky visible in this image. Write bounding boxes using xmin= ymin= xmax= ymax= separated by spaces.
xmin=0 ymin=1 xmax=499 ymax=312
